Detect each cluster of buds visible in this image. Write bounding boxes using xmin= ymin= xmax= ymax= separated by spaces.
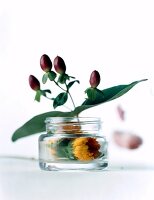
xmin=29 ymin=55 xmax=69 ymax=103
xmin=40 ymin=55 xmax=67 ymax=83
xmin=40 ymin=54 xmax=66 ymax=74
xmin=29 ymin=54 xmax=102 ymax=108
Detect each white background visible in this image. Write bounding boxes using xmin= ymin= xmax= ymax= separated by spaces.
xmin=0 ymin=0 xmax=154 ymax=165
xmin=1 ymin=1 xmax=154 ymax=200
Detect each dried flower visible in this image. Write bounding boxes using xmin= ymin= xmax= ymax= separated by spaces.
xmin=89 ymin=70 xmax=101 ymax=88
xmin=113 ymin=131 xmax=143 ymax=149
xmin=54 ymin=56 xmax=66 ymax=74
xmin=72 ymin=138 xmax=100 ymax=161
xmin=40 ymin=54 xmax=52 ymax=72
xmin=117 ymin=105 xmax=125 ymax=121
xmin=29 ymin=75 xmax=40 ymax=91
xmin=47 ymin=139 xmax=57 ymax=157
xmin=59 ymin=123 xmax=82 ymax=134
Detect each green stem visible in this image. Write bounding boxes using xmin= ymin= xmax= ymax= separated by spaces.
xmin=64 ymin=83 xmax=79 ymax=118
xmin=68 ymin=91 xmax=76 ymax=110
xmin=64 ymin=83 xmax=76 ymax=110
xmin=54 ymin=80 xmax=77 ymax=111
xmin=43 ymin=95 xmax=72 ymax=111
xmin=53 ymin=80 xmax=78 ymax=118
xmin=53 ymin=80 xmax=76 ymax=111
xmin=54 ymin=80 xmax=66 ymax=92
xmin=69 ymin=91 xmax=79 ymax=118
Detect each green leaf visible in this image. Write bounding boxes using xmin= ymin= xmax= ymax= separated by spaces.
xmin=82 ymin=79 xmax=147 ymax=105
xmin=48 ymin=71 xmax=57 ymax=81
xmin=43 ymin=89 xmax=51 ymax=94
xmin=42 ymin=73 xmax=48 ymax=84
xmin=67 ymin=80 xmax=80 ymax=90
xmin=56 ymin=139 xmax=75 ymax=159
xmin=40 ymin=89 xmax=51 ymax=97
xmin=58 ymin=74 xmax=70 ymax=84
xmin=53 ymin=92 xmax=68 ymax=109
xmin=69 ymin=76 xmax=75 ymax=79
xmin=85 ymin=87 xmax=97 ymax=100
xmin=35 ymin=90 xmax=41 ymax=102
xmin=85 ymin=88 xmax=104 ymax=101
xmin=12 ymin=79 xmax=147 ymax=141
xmin=66 ymin=140 xmax=76 ymax=159
xmin=64 ymin=74 xmax=70 ymax=81
xmin=56 ymin=139 xmax=70 ymax=157
xmin=12 ymin=110 xmax=75 ymax=141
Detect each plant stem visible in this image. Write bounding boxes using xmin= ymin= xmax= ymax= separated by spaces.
xmin=53 ymin=79 xmax=79 ymax=119
xmin=44 ymin=95 xmax=72 ymax=111
xmin=69 ymin=91 xmax=79 ymax=119
xmin=68 ymin=91 xmax=76 ymax=109
xmin=54 ymin=80 xmax=77 ymax=112
xmin=54 ymin=80 xmax=66 ymax=92
xmin=64 ymin=82 xmax=76 ymax=110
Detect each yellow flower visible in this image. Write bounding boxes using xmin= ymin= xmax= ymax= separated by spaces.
xmin=72 ymin=138 xmax=100 ymax=161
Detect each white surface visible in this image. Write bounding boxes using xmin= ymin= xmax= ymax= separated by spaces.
xmin=0 ymin=158 xmax=154 ymax=200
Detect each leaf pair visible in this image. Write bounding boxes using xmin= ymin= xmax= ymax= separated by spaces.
xmin=53 ymin=80 xmax=80 ymax=108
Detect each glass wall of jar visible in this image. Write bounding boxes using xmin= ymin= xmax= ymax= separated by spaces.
xmin=39 ymin=117 xmax=108 ymax=171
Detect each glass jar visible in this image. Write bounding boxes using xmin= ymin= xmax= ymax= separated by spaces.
xmin=39 ymin=117 xmax=108 ymax=171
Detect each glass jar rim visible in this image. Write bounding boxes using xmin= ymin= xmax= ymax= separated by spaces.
xmin=45 ymin=117 xmax=102 ymax=124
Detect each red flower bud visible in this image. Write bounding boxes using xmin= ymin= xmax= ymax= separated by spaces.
xmin=54 ymin=56 xmax=66 ymax=74
xmin=89 ymin=70 xmax=101 ymax=88
xmin=40 ymin=54 xmax=52 ymax=72
xmin=29 ymin=75 xmax=40 ymax=91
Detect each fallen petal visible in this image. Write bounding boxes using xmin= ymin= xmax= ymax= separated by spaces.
xmin=117 ymin=105 xmax=125 ymax=121
xmin=113 ymin=130 xmax=143 ymax=150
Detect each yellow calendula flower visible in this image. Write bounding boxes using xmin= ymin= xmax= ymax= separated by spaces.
xmin=72 ymin=137 xmax=100 ymax=161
